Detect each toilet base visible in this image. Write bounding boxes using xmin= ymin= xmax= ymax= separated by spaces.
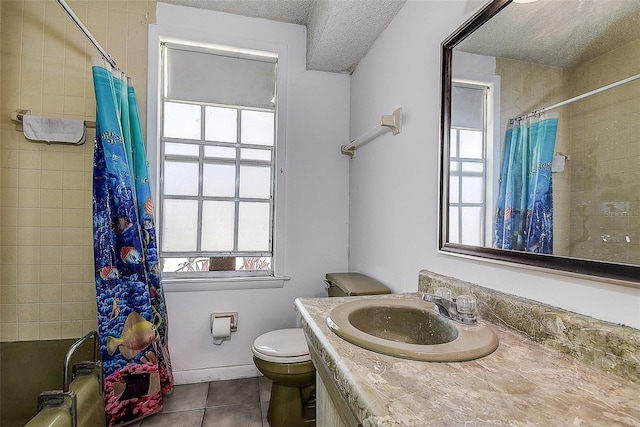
xmin=253 ymin=356 xmax=315 ymax=427
xmin=267 ymin=382 xmax=315 ymax=427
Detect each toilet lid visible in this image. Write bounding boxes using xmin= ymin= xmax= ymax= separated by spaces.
xmin=253 ymin=328 xmax=310 ymax=360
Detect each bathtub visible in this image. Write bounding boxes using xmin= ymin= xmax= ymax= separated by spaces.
xmin=0 ymin=332 xmax=105 ymax=427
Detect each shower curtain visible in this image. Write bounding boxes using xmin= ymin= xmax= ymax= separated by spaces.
xmin=92 ymin=60 xmax=173 ymax=426
xmin=494 ymin=116 xmax=558 ymax=254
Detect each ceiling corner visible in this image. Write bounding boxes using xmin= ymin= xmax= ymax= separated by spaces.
xmin=306 ymin=0 xmax=406 ymax=74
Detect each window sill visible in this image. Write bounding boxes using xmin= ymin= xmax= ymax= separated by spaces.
xmin=163 ymin=275 xmax=290 ymax=292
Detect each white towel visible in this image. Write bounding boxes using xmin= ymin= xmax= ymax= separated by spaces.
xmin=22 ymin=115 xmax=86 ymax=145
xmin=551 ymin=154 xmax=566 ymax=172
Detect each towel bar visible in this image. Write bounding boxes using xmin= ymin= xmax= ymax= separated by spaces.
xmin=10 ymin=110 xmax=96 ymax=130
xmin=341 ymin=108 xmax=402 ymax=158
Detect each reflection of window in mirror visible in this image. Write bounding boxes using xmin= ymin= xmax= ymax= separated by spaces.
xmin=449 ymin=82 xmax=490 ymax=246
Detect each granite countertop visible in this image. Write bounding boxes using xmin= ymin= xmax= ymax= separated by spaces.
xmin=294 ymin=293 xmax=640 ymax=427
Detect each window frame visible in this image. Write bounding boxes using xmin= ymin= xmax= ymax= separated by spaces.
xmin=448 ymin=81 xmax=490 ymax=247
xmin=147 ymin=32 xmax=289 ymax=287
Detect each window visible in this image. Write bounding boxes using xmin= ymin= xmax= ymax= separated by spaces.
xmin=159 ymin=43 xmax=278 ymax=277
xmin=449 ymin=82 xmax=488 ymax=246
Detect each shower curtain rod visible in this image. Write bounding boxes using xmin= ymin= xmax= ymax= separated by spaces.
xmin=513 ymin=71 xmax=640 ymax=122
xmin=56 ymin=0 xmax=121 ymax=72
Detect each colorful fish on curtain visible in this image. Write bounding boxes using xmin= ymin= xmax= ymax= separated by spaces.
xmin=92 ymin=60 xmax=173 ymax=426
xmin=494 ymin=117 xmax=558 ymax=254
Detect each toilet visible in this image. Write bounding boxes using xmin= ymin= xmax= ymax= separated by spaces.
xmin=252 ymin=272 xmax=390 ymax=427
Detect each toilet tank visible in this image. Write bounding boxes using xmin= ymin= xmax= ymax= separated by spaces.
xmin=325 ymin=273 xmax=391 ymax=297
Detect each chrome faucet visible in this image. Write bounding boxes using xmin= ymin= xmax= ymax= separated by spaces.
xmin=422 ymin=287 xmax=478 ymax=325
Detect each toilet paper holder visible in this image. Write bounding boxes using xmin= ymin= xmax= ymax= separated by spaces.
xmin=210 ymin=312 xmax=238 ymax=332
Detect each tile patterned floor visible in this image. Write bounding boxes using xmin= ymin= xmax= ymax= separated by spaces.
xmin=132 ymin=377 xmax=273 ymax=427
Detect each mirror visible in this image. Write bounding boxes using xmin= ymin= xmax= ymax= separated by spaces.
xmin=439 ymin=0 xmax=640 ymax=286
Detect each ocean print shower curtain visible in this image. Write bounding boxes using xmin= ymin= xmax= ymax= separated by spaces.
xmin=92 ymin=60 xmax=173 ymax=426
xmin=494 ymin=117 xmax=558 ymax=254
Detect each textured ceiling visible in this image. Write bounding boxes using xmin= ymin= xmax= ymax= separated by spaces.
xmin=158 ymin=0 xmax=406 ymax=74
xmin=457 ymin=0 xmax=640 ymax=68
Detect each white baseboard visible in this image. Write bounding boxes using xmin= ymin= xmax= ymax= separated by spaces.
xmin=173 ymin=364 xmax=260 ymax=385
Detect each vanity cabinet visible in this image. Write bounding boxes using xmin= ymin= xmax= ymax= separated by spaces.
xmin=316 ymin=374 xmax=350 ymax=427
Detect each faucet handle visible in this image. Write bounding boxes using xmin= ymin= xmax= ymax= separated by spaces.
xmin=455 ymin=295 xmax=476 ymax=314
xmin=455 ymin=295 xmax=478 ymax=322
xmin=434 ymin=286 xmax=452 ymax=300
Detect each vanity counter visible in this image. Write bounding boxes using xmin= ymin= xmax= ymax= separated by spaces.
xmin=294 ymin=293 xmax=640 ymax=426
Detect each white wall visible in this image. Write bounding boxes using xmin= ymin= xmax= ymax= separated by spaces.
xmin=149 ymin=4 xmax=351 ymax=383
xmin=349 ymin=0 xmax=640 ymax=329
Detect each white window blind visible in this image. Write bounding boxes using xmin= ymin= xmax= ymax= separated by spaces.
xmin=164 ymin=44 xmax=276 ymax=109
xmin=451 ymin=84 xmax=485 ymax=129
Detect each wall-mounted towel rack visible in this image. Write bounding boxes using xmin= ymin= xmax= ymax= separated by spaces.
xmin=10 ymin=110 xmax=93 ymax=145
xmin=341 ymin=108 xmax=402 ymax=158
xmin=10 ymin=110 xmax=96 ymax=130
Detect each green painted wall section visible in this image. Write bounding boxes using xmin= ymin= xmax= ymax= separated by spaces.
xmin=0 ymin=339 xmax=94 ymax=426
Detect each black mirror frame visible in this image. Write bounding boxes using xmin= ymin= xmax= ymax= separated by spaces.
xmin=438 ymin=0 xmax=640 ymax=287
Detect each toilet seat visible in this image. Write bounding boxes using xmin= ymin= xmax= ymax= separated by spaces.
xmin=252 ymin=328 xmax=312 ymax=363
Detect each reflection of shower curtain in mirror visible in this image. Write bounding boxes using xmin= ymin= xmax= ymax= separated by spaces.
xmin=92 ymin=61 xmax=173 ymax=426
xmin=494 ymin=117 xmax=558 ymax=253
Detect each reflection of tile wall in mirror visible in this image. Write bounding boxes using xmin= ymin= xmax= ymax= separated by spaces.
xmin=567 ymin=38 xmax=640 ymax=266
